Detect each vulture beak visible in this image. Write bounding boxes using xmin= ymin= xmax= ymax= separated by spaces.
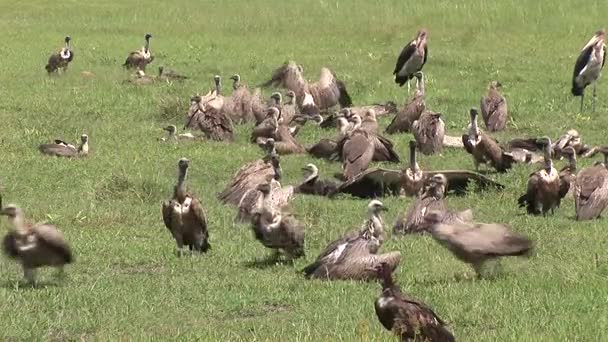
xmin=380 ymin=206 xmax=389 ymax=212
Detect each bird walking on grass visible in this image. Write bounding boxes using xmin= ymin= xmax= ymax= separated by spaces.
xmin=394 ymin=29 xmax=428 ymax=93
xmin=45 ymin=36 xmax=73 ymax=74
xmin=124 ymin=33 xmax=154 ymax=71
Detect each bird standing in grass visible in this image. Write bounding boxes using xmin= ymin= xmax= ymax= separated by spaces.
xmin=393 ymin=29 xmax=428 ymax=93
xmin=45 ymin=36 xmax=73 ymax=74
xmin=572 ymin=29 xmax=606 ymax=112
xmin=573 ymin=147 xmax=608 ymax=220
xmin=480 ymin=81 xmax=508 ymax=132
xmin=124 ymin=33 xmax=153 ymax=71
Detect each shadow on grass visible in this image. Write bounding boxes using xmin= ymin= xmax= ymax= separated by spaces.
xmin=0 ymin=279 xmax=63 ymax=290
xmin=243 ymin=254 xmax=294 ymax=269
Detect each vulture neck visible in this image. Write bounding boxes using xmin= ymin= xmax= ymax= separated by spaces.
xmin=144 ymin=38 xmax=150 ymax=53
xmin=232 ymin=79 xmax=240 ymax=90
xmin=215 ymin=79 xmax=221 ymax=95
xmin=543 ymin=146 xmax=553 ymax=172
xmin=408 ymin=144 xmax=418 ymax=172
xmin=416 ymin=75 xmax=425 ymax=95
xmin=78 ymin=141 xmax=89 ymax=155
xmin=175 ymin=167 xmax=188 ymax=200
xmin=469 ymin=113 xmax=479 ymax=139
xmin=430 ymin=184 xmax=445 ymax=199
xmin=568 ymin=154 xmax=577 ymax=172
xmin=303 ymin=168 xmax=318 ymax=184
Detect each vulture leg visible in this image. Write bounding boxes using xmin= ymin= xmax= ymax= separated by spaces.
xmin=23 ymin=267 xmax=36 ymax=284
xmin=580 ymin=93 xmax=584 ymax=113
xmin=173 ymin=235 xmax=186 ymax=257
xmin=55 ymin=265 xmax=66 ymax=279
xmin=472 ymin=261 xmax=485 ymax=279
xmin=593 ymin=84 xmax=597 ymax=113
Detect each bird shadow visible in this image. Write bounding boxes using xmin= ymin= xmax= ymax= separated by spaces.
xmin=0 ymin=279 xmax=62 ymax=290
xmin=412 ymin=271 xmax=508 ymax=286
xmin=244 ymin=255 xmax=294 ymax=269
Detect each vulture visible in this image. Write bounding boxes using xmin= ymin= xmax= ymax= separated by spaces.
xmin=372 ymin=263 xmax=455 ymax=342
xmin=508 ymin=129 xmax=597 ymax=160
xmin=558 ymin=146 xmax=577 ymax=202
xmin=261 ymin=61 xmax=352 ymax=115
xmin=480 ymin=81 xmax=508 ymax=132
xmin=45 ymin=36 xmax=73 ymax=74
xmin=412 ymin=111 xmax=444 ymax=155
xmin=307 ymin=117 xmax=350 ymax=160
xmin=422 ymin=211 xmax=533 ymax=278
xmin=160 ymin=125 xmax=198 ymax=141
xmin=251 ymin=107 xmax=280 ymax=144
xmin=385 ymin=71 xmax=426 ymax=134
xmin=217 ymin=139 xmax=277 ymax=206
xmin=124 ymin=33 xmax=153 ymax=71
xmin=39 ymin=134 xmax=89 ymax=158
xmin=572 ymin=29 xmax=606 ymax=112
xmin=344 ymin=102 xmax=398 ymax=119
xmin=161 ymin=158 xmax=210 ymax=255
xmin=463 ymin=108 xmax=514 ymax=172
xmin=0 ymin=199 xmax=73 ymax=284
xmin=158 ymin=66 xmax=188 ymax=81
xmin=226 ymin=74 xmax=256 ymax=124
xmin=125 ymin=69 xmax=158 ymax=85
xmin=294 ymin=164 xmax=338 ymax=196
xmin=394 ymin=174 xmax=473 ymax=235
xmin=302 ymin=200 xmax=400 ymax=280
xmin=282 ymin=91 xmax=298 ymax=124
xmin=185 ymin=92 xmax=234 ymax=142
xmin=517 ymin=137 xmax=561 ymax=215
xmin=338 ymin=128 xmax=375 ymax=180
xmin=573 ymin=147 xmax=608 ymax=220
xmin=394 ymin=29 xmax=428 ymax=93
xmin=250 ymin=182 xmax=305 ymax=260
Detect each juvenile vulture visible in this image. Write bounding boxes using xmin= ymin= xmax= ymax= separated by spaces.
xmin=160 ymin=125 xmax=198 ymax=141
xmin=250 ymin=183 xmax=305 ymax=260
xmin=394 ymin=29 xmax=428 ymax=93
xmin=158 ymin=66 xmax=188 ymax=81
xmin=422 ymin=211 xmax=533 ymax=278
xmin=385 ymin=71 xmax=426 ymax=134
xmin=185 ymin=93 xmax=234 ymax=142
xmin=517 ymin=137 xmax=561 ymax=215
xmin=124 ymin=33 xmax=153 ymax=71
xmin=39 ymin=134 xmax=89 ymax=158
xmin=0 ymin=199 xmax=73 ymax=284
xmin=161 ymin=158 xmax=210 ymax=255
xmin=572 ymin=29 xmax=606 ymax=112
xmin=394 ymin=174 xmax=474 ymax=235
xmin=372 ymin=263 xmax=455 ymax=342
xmin=412 ymin=111 xmax=444 ymax=155
xmin=463 ymin=108 xmax=514 ymax=172
xmin=480 ymin=81 xmax=508 ymax=132
xmin=295 ymin=164 xmax=338 ymax=196
xmin=261 ymin=61 xmax=352 ymax=115
xmin=45 ymin=36 xmax=73 ymax=74
xmin=217 ymin=139 xmax=277 ymax=206
xmin=302 ymin=200 xmax=399 ymax=280
xmin=573 ymin=147 xmax=608 ymax=220
xmin=307 ymin=117 xmax=350 ymax=160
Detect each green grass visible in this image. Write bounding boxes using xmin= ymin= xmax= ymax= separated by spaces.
xmin=1 ymin=0 xmax=608 ymax=340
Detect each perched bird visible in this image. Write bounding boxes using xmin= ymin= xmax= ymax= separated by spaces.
xmin=394 ymin=29 xmax=428 ymax=93
xmin=39 ymin=134 xmax=89 ymax=158
xmin=261 ymin=61 xmax=352 ymax=115
xmin=161 ymin=158 xmax=210 ymax=255
xmin=422 ymin=211 xmax=533 ymax=278
xmin=45 ymin=36 xmax=73 ymax=74
xmin=573 ymin=147 xmax=608 ymax=220
xmin=394 ymin=174 xmax=473 ymax=235
xmin=517 ymin=137 xmax=561 ymax=215
xmin=124 ymin=33 xmax=153 ymax=71
xmin=480 ymin=81 xmax=508 ymax=132
xmin=372 ymin=263 xmax=455 ymax=342
xmin=295 ymin=164 xmax=338 ymax=196
xmin=158 ymin=66 xmax=188 ymax=81
xmin=385 ymin=71 xmax=426 ymax=134
xmin=160 ymin=125 xmax=198 ymax=141
xmin=250 ymin=183 xmax=305 ymax=260
xmin=572 ymin=29 xmax=606 ymax=112
xmin=412 ymin=111 xmax=444 ymax=155
xmin=462 ymin=108 xmax=514 ymax=172
xmin=0 ymin=199 xmax=73 ymax=284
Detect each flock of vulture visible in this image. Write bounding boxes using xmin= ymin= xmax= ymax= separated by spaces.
xmin=1 ymin=27 xmax=606 ymax=341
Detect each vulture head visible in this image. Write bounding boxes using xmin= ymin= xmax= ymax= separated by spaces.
xmin=270 ymin=92 xmax=282 ymax=105
xmin=415 ymin=29 xmax=428 ymax=46
xmin=285 ymin=91 xmax=296 ymax=103
xmin=368 ymin=200 xmax=388 ymax=215
xmin=350 ymin=115 xmax=362 ymax=129
xmin=229 ymin=74 xmax=240 ymax=82
xmin=301 ymin=164 xmax=319 ymax=180
xmin=256 ymin=182 xmax=272 ymax=196
xmin=489 ymin=80 xmax=502 ymax=89
xmin=0 ymin=204 xmax=22 ymax=219
xmin=178 ymin=158 xmax=190 ymax=173
xmin=145 ymin=33 xmax=152 ymax=41
xmin=163 ymin=125 xmax=177 ymax=135
xmin=64 ymin=35 xmax=71 ymax=44
xmin=80 ymin=134 xmax=89 ymax=143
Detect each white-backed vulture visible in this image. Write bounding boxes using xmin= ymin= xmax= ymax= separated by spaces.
xmin=462 ymin=108 xmax=514 ymax=172
xmin=412 ymin=111 xmax=444 ymax=155
xmin=480 ymin=81 xmax=508 ymax=132
xmin=372 ymin=263 xmax=455 ymax=342
xmin=385 ymin=71 xmax=426 ymax=134
xmin=124 ymin=33 xmax=153 ymax=71
xmin=574 ymin=147 xmax=608 ymax=220
xmin=261 ymin=61 xmax=352 ymax=115
xmin=339 ymin=128 xmax=375 ymax=180
xmin=185 ymin=92 xmax=234 ymax=142
xmin=161 ymin=158 xmax=210 ymax=255
xmin=517 ymin=137 xmax=561 ymax=215
xmin=394 ymin=29 xmax=428 ymax=94
xmin=295 ymin=164 xmax=338 ymax=196
xmin=0 ymin=199 xmax=73 ymax=284
xmin=158 ymin=66 xmax=188 ymax=81
xmin=572 ymin=29 xmax=606 ymax=112
xmin=39 ymin=134 xmax=89 ymax=158
xmin=508 ymin=129 xmax=597 ymax=160
xmin=422 ymin=211 xmax=533 ymax=278
xmin=45 ymin=36 xmax=73 ymax=74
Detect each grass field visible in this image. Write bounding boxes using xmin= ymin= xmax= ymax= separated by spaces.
xmin=1 ymin=0 xmax=608 ymax=340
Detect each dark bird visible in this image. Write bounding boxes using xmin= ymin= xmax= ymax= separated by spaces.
xmin=185 ymin=91 xmax=234 ymax=142
xmin=394 ymin=29 xmax=428 ymax=93
xmin=306 ymin=117 xmax=350 ymax=160
xmin=161 ymin=158 xmax=210 ymax=256
xmin=572 ymin=29 xmax=606 ymax=112
xmin=412 ymin=111 xmax=444 ymax=155
xmin=158 ymin=66 xmax=188 ymax=81
xmin=160 ymin=125 xmax=198 ymax=141
xmin=573 ymin=147 xmax=608 ymax=220
xmin=338 ymin=128 xmax=375 ymax=180
xmin=295 ymin=164 xmax=338 ymax=196
xmin=385 ymin=71 xmax=426 ymax=134
xmin=557 ymin=146 xmax=577 ymax=204
xmin=422 ymin=211 xmax=533 ymax=278
xmin=480 ymin=81 xmax=508 ymax=132
xmin=517 ymin=137 xmax=561 ymax=215
xmin=45 ymin=36 xmax=73 ymax=75
xmin=39 ymin=134 xmax=89 ymax=158
xmin=124 ymin=33 xmax=153 ymax=71
xmin=462 ymin=108 xmax=514 ymax=172
xmin=372 ymin=262 xmax=455 ymax=342
xmin=0 ymin=199 xmax=73 ymax=284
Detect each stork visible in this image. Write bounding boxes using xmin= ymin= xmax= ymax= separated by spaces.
xmin=393 ymin=29 xmax=428 ymax=93
xmin=572 ymin=29 xmax=606 ymax=112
